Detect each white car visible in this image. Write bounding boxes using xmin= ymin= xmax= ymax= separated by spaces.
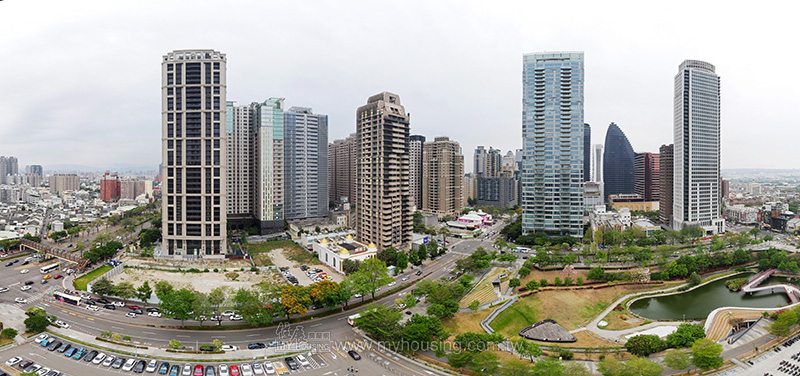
xmin=221 ymin=344 xmax=239 ymax=351
xmin=102 ymin=355 xmax=116 ymax=367
xmin=263 ymin=362 xmax=276 ymax=375
xmin=388 ymin=281 xmax=396 ymax=287
xmin=15 ymin=297 xmax=27 ymax=304
xmin=296 ymin=355 xmax=311 ymax=370
xmin=21 ymin=269 xmax=29 ymax=274
xmin=230 ymin=314 xmax=243 ymax=321
xmin=21 ymin=285 xmax=31 ymax=291
xmin=240 ymin=363 xmax=253 ymax=376
xmin=182 ymin=364 xmax=192 ymax=376
xmin=92 ymin=353 xmax=107 ymax=365
xmin=148 ymin=311 xmax=162 ymax=317
xmin=113 ymin=301 xmax=125 ymax=306
xmin=34 ymin=333 xmax=48 ymax=343
xmin=219 ymin=364 xmax=229 ymax=376
xmin=251 ymin=362 xmax=265 ymax=375
xmin=145 ymin=359 xmax=158 ymax=372
xmin=5 ymin=356 xmax=22 ymax=365
xmin=0 ymin=287 xmax=8 ymax=292
xmin=122 ymin=358 xmax=137 ymax=371
xmin=86 ymin=305 xmax=99 ymax=311
xmin=221 ymin=310 xmax=235 ymax=316
xmin=125 ymin=312 xmax=137 ymax=318
xmin=54 ymin=320 xmax=70 ymax=328
xmin=37 ymin=367 xmax=50 ymax=376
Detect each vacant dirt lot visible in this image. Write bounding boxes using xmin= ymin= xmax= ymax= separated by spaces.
xmin=109 ymin=267 xmax=284 ymax=293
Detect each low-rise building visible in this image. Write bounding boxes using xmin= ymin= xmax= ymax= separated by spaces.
xmin=609 ymin=194 xmax=659 ymax=212
xmin=724 ymin=204 xmax=760 ymax=225
xmin=312 ymin=234 xmax=377 ymax=274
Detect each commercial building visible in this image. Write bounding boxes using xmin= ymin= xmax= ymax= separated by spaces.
xmin=659 ymin=144 xmax=674 ymax=227
xmin=521 ymin=51 xmax=585 ymax=237
xmin=409 ymin=135 xmax=425 ymax=209
xmin=421 ymin=136 xmax=464 ymax=218
xmin=49 ymin=174 xmax=79 ymax=194
xmin=329 ymin=134 xmax=357 ymax=205
xmin=592 ymin=143 xmax=604 ymax=202
xmin=634 ymin=152 xmax=660 ymax=201
xmin=476 ymin=175 xmax=516 ymax=209
xmin=724 ymin=204 xmax=760 ymax=224
xmin=26 ymin=165 xmax=43 ymax=177
xmin=721 ymin=179 xmax=730 ymax=199
xmin=284 ymin=107 xmax=328 ymax=220
xmin=672 ymin=60 xmax=725 ymax=234
xmin=603 ymin=122 xmax=635 ymax=200
xmin=474 ymin=146 xmax=486 ymax=176
xmin=100 ymin=172 xmax=120 ymax=202
xmin=312 ymin=235 xmax=377 ymax=274
xmin=355 ymin=92 xmax=413 ymax=250
xmin=609 ymin=194 xmax=659 ymax=212
xmin=161 ymin=49 xmax=227 ymax=258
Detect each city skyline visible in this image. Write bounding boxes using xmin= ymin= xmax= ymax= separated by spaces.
xmin=2 ymin=1 xmax=799 ymax=173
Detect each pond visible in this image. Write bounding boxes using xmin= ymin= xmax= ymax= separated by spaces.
xmin=628 ymin=274 xmax=799 ymax=321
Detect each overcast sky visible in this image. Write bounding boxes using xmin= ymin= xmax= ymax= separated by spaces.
xmin=1 ymin=0 xmax=798 ymax=173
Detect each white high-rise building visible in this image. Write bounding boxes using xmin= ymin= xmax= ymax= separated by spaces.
xmin=226 ymin=101 xmax=255 ymax=218
xmin=521 ymin=52 xmax=585 ymax=237
xmin=255 ymin=98 xmax=285 ymax=230
xmin=592 ymin=143 xmax=604 ymax=201
xmin=161 ymin=49 xmax=227 ymax=258
xmin=672 ymin=60 xmax=725 ymax=234
xmin=284 ymin=107 xmax=328 ymax=220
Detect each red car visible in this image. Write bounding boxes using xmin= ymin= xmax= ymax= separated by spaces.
xmin=128 ymin=305 xmax=141 ymax=310
xmin=229 ymin=365 xmax=240 ymax=376
xmin=193 ymin=365 xmax=203 ymax=376
xmin=53 ymin=274 xmax=64 ymax=279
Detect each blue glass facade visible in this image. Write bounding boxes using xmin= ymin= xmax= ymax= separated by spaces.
xmin=521 ymin=52 xmax=584 ymax=237
xmin=603 ymin=122 xmax=635 ymax=200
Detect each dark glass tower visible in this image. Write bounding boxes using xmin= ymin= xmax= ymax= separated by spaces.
xmin=602 ymin=122 xmax=635 ymax=201
xmin=583 ymin=123 xmax=591 ymax=182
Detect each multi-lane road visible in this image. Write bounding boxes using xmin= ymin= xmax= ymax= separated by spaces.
xmin=1 ymin=220 xmax=509 ymax=375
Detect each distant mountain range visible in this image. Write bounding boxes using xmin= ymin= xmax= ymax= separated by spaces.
xmin=45 ymin=163 xmax=158 ymax=174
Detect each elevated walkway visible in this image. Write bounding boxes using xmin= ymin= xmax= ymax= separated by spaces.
xmin=741 ymin=268 xmax=800 ymax=303
xmin=19 ymin=239 xmax=89 ymax=269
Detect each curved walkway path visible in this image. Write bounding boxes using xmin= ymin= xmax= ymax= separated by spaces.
xmin=740 ymin=268 xmax=800 ymax=304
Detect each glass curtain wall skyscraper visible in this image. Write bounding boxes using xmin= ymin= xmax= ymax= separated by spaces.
xmin=603 ymin=122 xmax=635 ymax=200
xmin=672 ymin=60 xmax=725 ymax=233
xmin=522 ymin=52 xmax=584 ymax=237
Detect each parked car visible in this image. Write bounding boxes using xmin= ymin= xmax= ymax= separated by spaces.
xmin=92 ymin=353 xmax=107 ymax=365
xmin=295 ymin=355 xmax=311 ymax=370
xmin=58 ymin=344 xmax=72 ymax=354
xmin=415 ymin=270 xmax=423 ymax=276
xmin=47 ymin=341 xmax=63 ymax=351
xmin=284 ymin=357 xmax=299 ymax=371
xmin=169 ymin=364 xmax=180 ymax=376
xmin=54 ymin=274 xmax=63 ymax=279
xmin=83 ymin=350 xmax=98 ymax=362
xmin=248 ymin=342 xmax=266 ymax=349
xmin=221 ymin=344 xmax=239 ymax=351
xmin=97 ymin=298 xmax=110 ymax=304
xmin=348 ymin=350 xmax=361 ymax=360
xmin=34 ymin=334 xmax=49 ymax=343
xmin=146 ymin=359 xmax=159 ymax=373
xmin=205 ymin=365 xmax=216 ymax=376
xmin=149 ymin=311 xmax=162 ymax=317
xmin=229 ymin=364 xmax=240 ymax=376
xmin=54 ymin=320 xmax=70 ymax=329
xmin=112 ymin=357 xmax=126 ymax=369
xmin=267 ymin=340 xmax=285 ymax=347
xmin=134 ymin=359 xmax=147 ymax=373
xmin=158 ymin=362 xmax=171 ymax=375
xmin=25 ymin=280 xmax=34 ymax=285
xmin=102 ymin=355 xmax=116 ymax=367
xmin=262 ymin=362 xmax=275 ymax=375
xmin=72 ymin=348 xmax=87 ymax=360
xmin=122 ymin=358 xmax=137 ymax=372
xmin=5 ymin=357 xmax=21 ymax=366
xmin=193 ymin=365 xmax=203 ymax=376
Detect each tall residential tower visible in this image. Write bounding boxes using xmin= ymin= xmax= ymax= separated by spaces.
xmin=422 ymin=136 xmax=464 ymax=218
xmin=521 ymin=51 xmax=584 ymax=237
xmin=161 ymin=49 xmax=227 ymax=258
xmin=284 ymin=107 xmax=328 ymax=219
xmin=355 ymin=92 xmax=413 ymax=250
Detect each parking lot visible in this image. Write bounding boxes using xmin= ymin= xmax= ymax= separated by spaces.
xmin=1 ymin=336 xmax=345 ymax=376
xmin=0 ymin=252 xmax=77 ymax=308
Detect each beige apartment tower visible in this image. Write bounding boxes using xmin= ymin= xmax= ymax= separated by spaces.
xmin=422 ymin=137 xmax=464 ymax=218
xmin=329 ymin=133 xmax=357 ymax=205
xmin=161 ymin=49 xmax=227 ymax=259
xmin=355 ymin=92 xmax=413 ymax=250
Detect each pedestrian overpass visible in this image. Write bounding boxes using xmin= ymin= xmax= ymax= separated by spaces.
xmin=19 ymin=239 xmax=90 ymax=269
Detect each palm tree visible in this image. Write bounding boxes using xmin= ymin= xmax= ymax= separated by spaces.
xmin=438 ymin=227 xmax=452 ymax=247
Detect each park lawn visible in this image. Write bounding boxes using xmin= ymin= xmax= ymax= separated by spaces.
xmin=243 ymin=241 xmax=281 ymax=266
xmin=73 ymin=265 xmax=112 ymax=290
xmin=284 ymin=246 xmax=321 ymax=265
xmin=0 ymin=337 xmax=14 ymax=347
xmin=459 ymin=267 xmax=508 ymax=307
xmin=441 ymin=309 xmax=492 ymax=336
xmin=491 ymin=296 xmax=542 ymax=338
xmin=601 ymin=309 xmax=643 ymax=330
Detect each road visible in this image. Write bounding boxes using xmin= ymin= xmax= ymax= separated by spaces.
xmin=1 ymin=220 xmax=509 ymax=375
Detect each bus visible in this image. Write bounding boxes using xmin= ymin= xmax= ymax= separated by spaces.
xmin=347 ymin=313 xmax=361 ymax=326
xmin=40 ymin=263 xmax=60 ymax=274
xmin=53 ymin=291 xmax=81 ymax=306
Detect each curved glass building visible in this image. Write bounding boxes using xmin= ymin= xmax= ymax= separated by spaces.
xmin=603 ymin=122 xmax=635 ymax=201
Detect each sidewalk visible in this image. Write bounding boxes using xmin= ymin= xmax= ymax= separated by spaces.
xmin=45 ymin=326 xmax=311 ymax=361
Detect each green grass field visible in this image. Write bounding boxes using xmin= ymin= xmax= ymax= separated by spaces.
xmin=491 ymin=296 xmax=542 ymax=337
xmin=73 ymin=265 xmax=112 ymax=291
xmin=245 ymin=239 xmax=320 ymax=266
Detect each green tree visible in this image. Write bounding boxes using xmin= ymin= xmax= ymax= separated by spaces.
xmin=518 ymin=267 xmax=531 ymax=277
xmin=509 ymin=278 xmax=521 ymax=289
xmin=191 ymin=292 xmax=213 ymax=326
xmin=447 ymin=351 xmax=474 ymax=371
xmin=280 ymin=285 xmax=311 ymax=319
xmin=211 ymin=338 xmax=225 ymax=352
xmin=135 ymin=281 xmax=153 ymax=305
xmin=159 ymin=288 xmax=195 ymax=327
xmin=113 ymin=282 xmax=136 ymax=303
xmin=663 ymin=349 xmax=691 ymax=371
xmin=688 ymin=271 xmax=702 ymax=286
xmin=396 ymin=251 xmax=409 ymax=272
xmin=1 ymin=328 xmax=18 ymax=339
xmin=454 ymin=332 xmax=504 ymax=353
xmin=666 ymin=323 xmax=706 ymax=348
xmin=154 ymin=280 xmax=174 ymax=300
xmin=769 ymin=309 xmax=798 ymax=337
xmin=625 ymin=334 xmax=666 ymax=357
xmin=168 ymin=339 xmax=183 ymax=349
xmin=402 ymin=314 xmax=446 ymax=348
xmin=468 ymin=300 xmax=480 ymax=311
xmin=499 ymin=359 xmax=533 ymax=376
xmin=353 ymin=304 xmax=402 ymax=343
xmin=24 ymin=315 xmax=49 ymax=332
xmin=351 ymin=258 xmax=393 ymax=299
xmin=377 ymin=247 xmax=399 ymax=266
xmin=530 ymin=357 xmax=565 ymax=375
xmin=90 ymin=277 xmax=115 ymax=296
xmin=588 ymin=267 xmax=606 ymax=280
xmin=342 ymin=259 xmax=361 ymax=275
xmin=691 ymin=338 xmax=723 ymax=370
xmin=599 ymin=357 xmax=662 ymax=376
xmin=512 ymin=338 xmax=542 ymax=362
xmin=469 ymin=351 xmax=499 ymax=376
xmin=525 ymin=280 xmax=540 ymax=291
xmin=207 ymin=286 xmax=229 ymax=324
xmin=565 ymin=362 xmax=591 ymax=376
